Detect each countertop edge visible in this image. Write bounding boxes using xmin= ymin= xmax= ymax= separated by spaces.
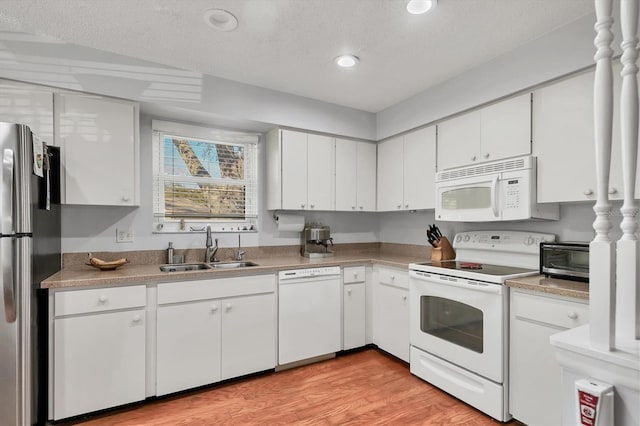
xmin=505 ymin=275 xmax=589 ymax=300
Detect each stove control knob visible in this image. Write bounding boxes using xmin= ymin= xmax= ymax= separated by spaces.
xmin=455 ymin=235 xmax=462 ymax=243
xmin=463 ymin=235 xmax=471 ymax=242
xmin=524 ymin=236 xmax=535 ymax=246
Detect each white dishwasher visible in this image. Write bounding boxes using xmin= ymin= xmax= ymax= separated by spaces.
xmin=278 ymin=266 xmax=341 ymax=365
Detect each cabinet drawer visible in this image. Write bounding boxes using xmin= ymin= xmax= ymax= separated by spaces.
xmin=158 ymin=274 xmax=276 ymax=305
xmin=377 ymin=267 xmax=408 ymax=289
xmin=55 ymin=285 xmax=146 ymax=317
xmin=343 ymin=266 xmax=366 ymax=284
xmin=511 ymin=290 xmax=588 ymax=329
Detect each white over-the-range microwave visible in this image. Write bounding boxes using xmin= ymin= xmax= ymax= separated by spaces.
xmin=435 ymin=156 xmax=559 ymax=222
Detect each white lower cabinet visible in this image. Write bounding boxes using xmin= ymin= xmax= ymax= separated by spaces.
xmin=343 ymin=266 xmax=366 ymax=350
xmin=51 ymin=285 xmax=146 ymax=420
xmin=509 ymin=289 xmax=589 ymax=426
xmin=372 ymin=266 xmax=409 ymax=362
xmin=156 ymin=275 xmax=276 ymax=396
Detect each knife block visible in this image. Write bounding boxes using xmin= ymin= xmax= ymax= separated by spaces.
xmin=431 ymin=237 xmax=456 ymax=262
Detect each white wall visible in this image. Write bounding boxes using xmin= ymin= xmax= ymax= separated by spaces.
xmin=60 ymin=115 xmax=380 ymax=253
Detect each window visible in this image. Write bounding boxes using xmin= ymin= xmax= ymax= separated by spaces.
xmin=152 ymin=120 xmax=258 ymax=233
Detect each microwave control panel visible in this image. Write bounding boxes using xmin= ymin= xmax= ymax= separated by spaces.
xmin=504 ymin=179 xmax=521 ymax=209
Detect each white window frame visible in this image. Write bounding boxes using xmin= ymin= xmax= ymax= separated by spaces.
xmin=152 ymin=120 xmax=259 ymax=234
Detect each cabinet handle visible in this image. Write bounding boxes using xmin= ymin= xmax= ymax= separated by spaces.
xmin=608 ymin=187 xmax=618 ymax=195
xmin=471 ymin=155 xmax=477 ymax=161
xmin=310 ymin=204 xmax=315 ymax=209
xmin=352 ymin=206 xmax=356 ymax=210
xmin=402 ymin=295 xmax=407 ymax=301
xmin=567 ymin=311 xmax=578 ymax=319
xmin=225 ymin=303 xmax=233 ymax=311
xmin=98 ymin=296 xmax=107 ymax=304
xmin=353 ymin=272 xmax=358 ymax=279
xmin=301 ymin=204 xmax=305 ymax=208
xmin=397 ymin=205 xmax=401 ymax=209
xmin=390 ymin=275 xmax=395 ymax=281
xmin=211 ymin=305 xmax=218 ymax=313
xmin=483 ymin=153 xmax=490 ymax=159
xmin=347 ymin=288 xmax=352 ymax=295
xmin=359 ymin=206 xmax=363 ymax=210
xmin=122 ymin=196 xmax=131 ymax=202
xmin=583 ymin=189 xmax=594 ymax=196
xmin=405 ymin=204 xmax=409 ymax=208
xmin=132 ymin=314 xmax=142 ymax=323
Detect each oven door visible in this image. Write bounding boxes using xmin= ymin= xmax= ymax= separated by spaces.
xmin=435 ymin=174 xmax=502 ymax=222
xmin=409 ymin=270 xmax=505 ymax=383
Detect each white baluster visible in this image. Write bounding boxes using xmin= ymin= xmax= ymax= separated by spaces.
xmin=590 ymin=0 xmax=616 ymax=351
xmin=616 ymin=0 xmax=640 ymax=343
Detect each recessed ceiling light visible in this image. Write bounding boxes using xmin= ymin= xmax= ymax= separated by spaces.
xmin=406 ymin=0 xmax=437 ymax=14
xmin=335 ymin=55 xmax=359 ymax=68
xmin=203 ymin=9 xmax=238 ymax=32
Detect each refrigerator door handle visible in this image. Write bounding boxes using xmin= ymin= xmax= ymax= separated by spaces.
xmin=1 ymin=236 xmax=16 ymax=322
xmin=2 ymin=148 xmax=14 ymax=235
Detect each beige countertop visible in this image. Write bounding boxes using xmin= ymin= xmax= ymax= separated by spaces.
xmin=42 ymin=253 xmax=429 ymax=289
xmin=505 ymin=274 xmax=589 ymax=300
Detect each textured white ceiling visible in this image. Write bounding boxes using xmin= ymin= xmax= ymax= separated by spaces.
xmin=0 ymin=0 xmax=594 ymax=113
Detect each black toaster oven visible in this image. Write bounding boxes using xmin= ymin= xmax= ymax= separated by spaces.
xmin=540 ymin=242 xmax=589 ymax=282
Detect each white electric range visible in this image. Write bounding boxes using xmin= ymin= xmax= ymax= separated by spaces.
xmin=408 ymin=230 xmax=555 ymax=422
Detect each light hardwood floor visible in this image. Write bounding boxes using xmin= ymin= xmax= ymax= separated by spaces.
xmin=68 ymin=349 xmax=513 ymax=425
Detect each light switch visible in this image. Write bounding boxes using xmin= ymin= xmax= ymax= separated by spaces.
xmin=116 ymin=228 xmax=134 ymax=243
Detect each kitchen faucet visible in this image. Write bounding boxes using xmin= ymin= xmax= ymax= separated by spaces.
xmin=205 ymin=225 xmax=219 ymax=263
xmin=235 ymin=234 xmax=246 ymax=261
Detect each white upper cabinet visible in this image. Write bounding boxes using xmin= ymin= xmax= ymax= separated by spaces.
xmin=336 ymin=139 xmax=377 ymax=211
xmin=55 ymin=93 xmax=139 ymax=206
xmin=0 ymin=80 xmax=54 ymax=142
xmin=377 ymin=136 xmax=404 ymax=211
xmin=267 ymin=129 xmax=335 ymax=211
xmin=533 ymin=64 xmax=634 ymax=203
xmin=377 ymin=126 xmax=436 ymax=211
xmin=438 ymin=93 xmax=531 ymax=170
xmin=403 ymin=126 xmax=436 ymax=210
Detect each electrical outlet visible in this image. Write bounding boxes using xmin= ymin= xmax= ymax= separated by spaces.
xmin=116 ymin=228 xmax=134 ymax=243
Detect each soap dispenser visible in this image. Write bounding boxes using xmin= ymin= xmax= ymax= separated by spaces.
xmin=167 ymin=242 xmax=174 ymax=264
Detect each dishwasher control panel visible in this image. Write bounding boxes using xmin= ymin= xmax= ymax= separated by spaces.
xmin=278 ymin=266 xmax=341 ymax=280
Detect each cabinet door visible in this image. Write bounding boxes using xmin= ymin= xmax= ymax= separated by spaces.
xmin=343 ymin=283 xmax=366 ymax=350
xmin=335 ymin=138 xmax=358 ymax=211
xmin=357 ymin=141 xmax=377 ymax=211
xmin=221 ymin=293 xmax=276 ymax=380
xmin=56 ymin=94 xmax=137 ymax=206
xmin=281 ymin=130 xmax=308 ymax=210
xmin=53 ymin=309 xmax=145 ymax=420
xmin=437 ymin=110 xmax=481 ymax=170
xmin=156 ymin=301 xmax=221 ymax=396
xmin=0 ymin=81 xmax=54 ymax=142
xmin=307 ymin=134 xmax=335 ymax=210
xmin=377 ymin=137 xmax=404 ymax=211
xmin=373 ymin=283 xmax=409 ymax=362
xmin=403 ymin=126 xmax=436 ymax=210
xmin=509 ymin=291 xmax=589 ymax=426
xmin=480 ymin=93 xmax=531 ymax=162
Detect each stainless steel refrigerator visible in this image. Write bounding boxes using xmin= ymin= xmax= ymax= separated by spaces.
xmin=0 ymin=122 xmax=61 ymax=425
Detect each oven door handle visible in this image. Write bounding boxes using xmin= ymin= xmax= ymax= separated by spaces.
xmin=491 ymin=175 xmax=499 ymax=218
xmin=411 ymin=272 xmax=502 ymax=294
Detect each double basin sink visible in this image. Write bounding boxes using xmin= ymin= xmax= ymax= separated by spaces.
xmin=159 ymin=261 xmax=259 ymax=272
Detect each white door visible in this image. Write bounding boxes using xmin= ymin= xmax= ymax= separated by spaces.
xmin=343 ymin=283 xmax=366 ymax=350
xmin=278 ymin=276 xmax=341 ymax=365
xmin=53 ymin=309 xmax=145 ymax=420
xmin=56 ymin=94 xmax=136 ymax=205
xmin=357 ymin=141 xmax=377 ymax=211
xmin=335 ymin=138 xmax=357 ymax=211
xmin=307 ymin=134 xmax=335 ymax=210
xmin=437 ymin=111 xmax=481 ymax=170
xmin=403 ymin=126 xmax=436 ymax=210
xmin=156 ymin=301 xmax=221 ymax=395
xmin=221 ymin=293 xmax=276 ymax=380
xmin=377 ymin=136 xmax=404 ymax=211
xmin=409 ymin=272 xmax=504 ymax=382
xmin=480 ymin=93 xmax=531 ymax=162
xmin=373 ymin=283 xmax=409 ymax=362
xmin=281 ymin=130 xmax=308 ymax=209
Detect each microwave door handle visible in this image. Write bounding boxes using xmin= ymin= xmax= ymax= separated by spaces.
xmin=491 ymin=175 xmax=499 ymax=217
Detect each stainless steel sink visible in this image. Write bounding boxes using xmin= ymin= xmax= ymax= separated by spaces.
xmin=211 ymin=261 xmax=259 ymax=269
xmin=159 ymin=263 xmax=212 ymax=272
